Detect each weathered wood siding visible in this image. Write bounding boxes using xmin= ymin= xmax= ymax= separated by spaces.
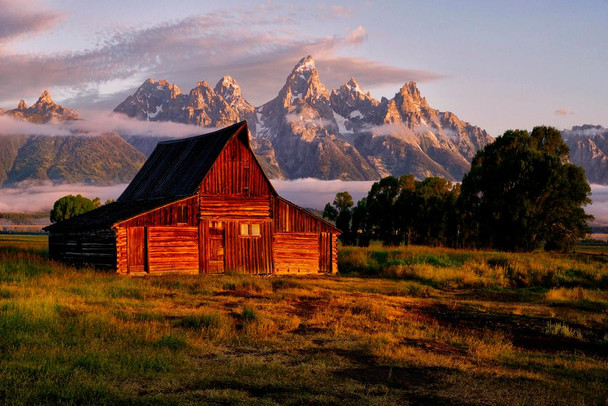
xmin=331 ymin=233 xmax=339 ymax=274
xmin=116 ymin=227 xmax=127 ymax=273
xmin=147 ymin=226 xmax=199 ymax=274
xmin=199 ymin=220 xmax=273 ymax=274
xmin=225 ymin=221 xmax=273 ymax=274
xmin=119 ymin=196 xmax=199 ymax=228
xmin=48 ymin=229 xmax=116 ymax=270
xmin=271 ymin=196 xmax=339 ymax=274
xmin=199 ymin=195 xmax=270 ymax=219
xmin=319 ymin=232 xmax=332 ymax=273
xmin=272 ymin=196 xmax=337 ymax=233
xmin=200 ymin=136 xmax=271 ymax=196
xmin=273 ymin=232 xmax=319 ymax=274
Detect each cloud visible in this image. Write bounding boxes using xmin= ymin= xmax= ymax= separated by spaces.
xmin=0 ymin=111 xmax=207 ymax=138
xmin=0 ymin=5 xmax=442 ymax=110
xmin=0 ymin=115 xmax=71 ymax=136
xmin=273 ymin=178 xmax=375 ymax=209
xmin=0 ymin=0 xmax=64 ymax=44
xmin=589 ymin=184 xmax=608 ymax=226
xmin=346 ymin=26 xmax=367 ymax=45
xmin=555 ymin=108 xmax=574 ymax=116
xmin=0 ymin=183 xmax=128 ymax=213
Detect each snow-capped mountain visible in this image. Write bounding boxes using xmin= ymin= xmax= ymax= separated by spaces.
xmin=562 ymin=125 xmax=608 ymax=184
xmin=114 ymin=55 xmax=493 ymax=181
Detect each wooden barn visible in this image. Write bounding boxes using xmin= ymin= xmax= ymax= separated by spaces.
xmin=44 ymin=122 xmax=339 ymax=275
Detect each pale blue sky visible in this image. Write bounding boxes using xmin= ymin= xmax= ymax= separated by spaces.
xmin=1 ymin=0 xmax=606 ymax=135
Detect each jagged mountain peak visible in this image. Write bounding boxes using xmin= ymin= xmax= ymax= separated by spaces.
xmin=112 ymin=55 xmax=494 ymax=182
xmin=36 ymin=90 xmax=55 ymax=107
xmin=293 ymin=55 xmax=316 ymax=73
xmin=137 ymin=78 xmax=182 ymax=98
xmin=3 ymin=90 xmax=81 ymax=122
xmin=346 ymin=77 xmax=363 ymax=93
xmin=194 ymin=80 xmax=212 ymax=89
xmin=277 ymin=55 xmax=329 ymax=109
xmin=214 ymin=76 xmax=242 ymax=104
xmin=398 ymin=82 xmax=423 ymax=101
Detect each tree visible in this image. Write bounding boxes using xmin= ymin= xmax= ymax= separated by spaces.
xmin=351 ymin=197 xmax=370 ymax=246
xmin=459 ymin=126 xmax=593 ymax=252
xmin=50 ymin=194 xmax=101 ymax=223
xmin=366 ymin=176 xmax=403 ymax=245
xmin=323 ymin=191 xmax=355 ymax=245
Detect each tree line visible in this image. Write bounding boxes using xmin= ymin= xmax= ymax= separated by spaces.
xmin=323 ymin=126 xmax=593 ymax=252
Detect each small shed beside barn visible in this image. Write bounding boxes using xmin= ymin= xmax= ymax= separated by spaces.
xmin=44 ymin=121 xmax=340 ymax=275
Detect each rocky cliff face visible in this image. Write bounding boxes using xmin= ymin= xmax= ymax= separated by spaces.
xmin=562 ymin=125 xmax=608 ymax=184
xmin=2 ymin=90 xmax=80 ymax=123
xmin=113 ymin=77 xmax=255 ymax=128
xmin=114 ymin=55 xmax=493 ymax=181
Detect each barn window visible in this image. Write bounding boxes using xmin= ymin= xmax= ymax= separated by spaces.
xmin=240 ymin=223 xmax=261 ymax=237
xmin=177 ymin=204 xmax=188 ymax=224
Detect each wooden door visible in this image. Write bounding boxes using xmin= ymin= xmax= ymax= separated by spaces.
xmin=319 ymin=232 xmax=332 ymax=273
xmin=208 ymin=222 xmax=225 ymax=273
xmin=127 ymin=227 xmax=146 ymax=273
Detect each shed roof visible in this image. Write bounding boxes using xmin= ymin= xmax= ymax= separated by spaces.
xmin=43 ymin=196 xmax=190 ymax=231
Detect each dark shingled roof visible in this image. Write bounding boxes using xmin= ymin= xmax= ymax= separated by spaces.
xmin=43 ymin=196 xmax=189 ymax=231
xmin=118 ymin=121 xmax=254 ymax=202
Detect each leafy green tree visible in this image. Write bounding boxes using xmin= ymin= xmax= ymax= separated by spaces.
xmin=50 ymin=194 xmax=101 ymax=223
xmin=351 ymin=197 xmax=370 ymax=246
xmin=323 ymin=191 xmax=355 ymax=245
xmin=366 ymin=176 xmax=403 ymax=246
xmin=459 ymin=126 xmax=593 ymax=252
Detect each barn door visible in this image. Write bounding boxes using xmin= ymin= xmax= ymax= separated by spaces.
xmin=128 ymin=227 xmax=147 ymax=273
xmin=319 ymin=232 xmax=332 ymax=273
xmin=208 ymin=221 xmax=225 ymax=273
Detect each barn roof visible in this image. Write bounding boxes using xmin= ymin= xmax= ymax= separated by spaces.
xmin=43 ymin=196 xmax=191 ymax=231
xmin=117 ymin=121 xmax=274 ymax=202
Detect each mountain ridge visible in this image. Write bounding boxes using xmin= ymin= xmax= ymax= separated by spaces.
xmin=114 ymin=55 xmax=493 ymax=181
xmin=3 ymin=56 xmax=607 ymax=186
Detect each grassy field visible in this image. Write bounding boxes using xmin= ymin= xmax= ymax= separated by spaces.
xmin=0 ymin=236 xmax=607 ymax=405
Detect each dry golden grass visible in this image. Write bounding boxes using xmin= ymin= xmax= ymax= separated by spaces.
xmin=0 ymin=238 xmax=607 ymax=404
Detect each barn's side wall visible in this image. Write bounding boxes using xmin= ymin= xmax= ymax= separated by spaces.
xmin=271 ymin=196 xmax=339 ymax=274
xmin=115 ymin=196 xmax=200 ymax=274
xmin=49 ymin=229 xmax=116 ymax=270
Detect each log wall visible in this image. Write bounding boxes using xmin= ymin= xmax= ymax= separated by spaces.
xmin=147 ymin=226 xmax=199 ymax=274
xmin=273 ymin=232 xmax=319 ymax=274
xmin=272 ymin=196 xmax=337 ymax=233
xmin=48 ymin=229 xmax=116 ymax=270
xmin=116 ymin=227 xmax=127 ymax=273
xmin=199 ymin=195 xmax=270 ymax=219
